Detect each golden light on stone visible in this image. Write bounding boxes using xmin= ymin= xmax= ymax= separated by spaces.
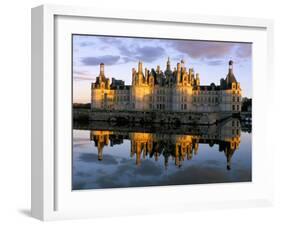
xmin=91 ymin=59 xmax=242 ymax=113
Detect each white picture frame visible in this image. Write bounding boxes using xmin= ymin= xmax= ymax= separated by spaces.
xmin=31 ymin=4 xmax=274 ymax=221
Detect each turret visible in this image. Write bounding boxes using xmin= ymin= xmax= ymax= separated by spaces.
xmin=177 ymin=62 xmax=181 ymax=83
xmin=144 ymin=68 xmax=148 ymax=84
xmin=132 ymin=68 xmax=136 ymax=85
xmin=188 ymin=68 xmax=192 ymax=82
xmin=226 ymin=60 xmax=237 ymax=88
xmin=166 ymin=57 xmax=171 ymax=71
xmin=98 ymin=145 xmax=103 ymax=161
xmin=195 ymin=73 xmax=200 ymax=86
xmin=181 ymin=59 xmax=185 ymax=69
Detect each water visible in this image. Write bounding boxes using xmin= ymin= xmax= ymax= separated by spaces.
xmin=72 ymin=119 xmax=252 ymax=190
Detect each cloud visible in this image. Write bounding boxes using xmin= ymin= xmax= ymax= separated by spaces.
xmin=118 ymin=45 xmax=166 ymax=63
xmin=81 ymin=55 xmax=121 ymax=66
xmin=78 ymin=153 xmax=118 ymax=165
xmin=79 ymin=41 xmax=95 ymax=47
xmin=236 ymin=44 xmax=252 ymax=58
xmin=73 ymin=70 xmax=94 ymax=81
xmin=171 ymin=40 xmax=236 ymax=59
xmin=73 ymin=76 xmax=94 ymax=81
xmin=100 ymin=37 xmax=123 ymax=45
xmin=205 ymin=59 xmax=224 ymax=66
xmin=137 ymin=46 xmax=165 ymax=62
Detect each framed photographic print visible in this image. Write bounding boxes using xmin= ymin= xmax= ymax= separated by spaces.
xmin=31 ymin=4 xmax=274 ymax=221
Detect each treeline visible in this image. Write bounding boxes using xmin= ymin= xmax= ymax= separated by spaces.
xmin=241 ymin=98 xmax=252 ymax=112
xmin=73 ymin=103 xmax=91 ymax=109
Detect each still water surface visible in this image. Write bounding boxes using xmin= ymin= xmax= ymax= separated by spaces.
xmin=72 ymin=119 xmax=251 ymax=190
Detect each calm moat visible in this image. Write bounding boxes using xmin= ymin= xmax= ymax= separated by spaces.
xmin=72 ymin=118 xmax=252 ymax=190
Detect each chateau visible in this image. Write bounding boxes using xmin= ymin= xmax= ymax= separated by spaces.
xmin=91 ymin=59 xmax=242 ymax=113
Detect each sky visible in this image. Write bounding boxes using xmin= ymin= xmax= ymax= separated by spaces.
xmin=73 ymin=35 xmax=252 ymax=103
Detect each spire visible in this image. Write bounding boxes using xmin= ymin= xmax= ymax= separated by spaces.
xmin=228 ymin=60 xmax=233 ymax=74
xmin=226 ymin=60 xmax=237 ymax=86
xmin=138 ymin=61 xmax=143 ymax=74
xmin=166 ymin=57 xmax=171 ymax=71
xmin=181 ymin=59 xmax=185 ymax=69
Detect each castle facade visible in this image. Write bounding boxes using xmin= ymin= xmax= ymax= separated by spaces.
xmin=91 ymin=59 xmax=242 ymax=113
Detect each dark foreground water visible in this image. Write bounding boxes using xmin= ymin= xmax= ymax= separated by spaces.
xmin=72 ymin=119 xmax=252 ymax=190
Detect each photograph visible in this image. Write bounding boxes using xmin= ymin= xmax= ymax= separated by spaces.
xmin=72 ymin=34 xmax=252 ymax=190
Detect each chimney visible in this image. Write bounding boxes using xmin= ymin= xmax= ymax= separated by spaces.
xmin=100 ymin=63 xmax=104 ymax=75
xmin=138 ymin=61 xmax=143 ymax=74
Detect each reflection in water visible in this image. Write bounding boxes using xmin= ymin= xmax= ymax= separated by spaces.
xmin=73 ymin=118 xmax=251 ymax=190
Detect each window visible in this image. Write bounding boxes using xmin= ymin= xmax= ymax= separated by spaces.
xmin=237 ymin=97 xmax=240 ymax=102
xmin=233 ymin=96 xmax=236 ymax=102
xmin=237 ymin=105 xmax=239 ymax=111
xmin=232 ymin=105 xmax=235 ymax=111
